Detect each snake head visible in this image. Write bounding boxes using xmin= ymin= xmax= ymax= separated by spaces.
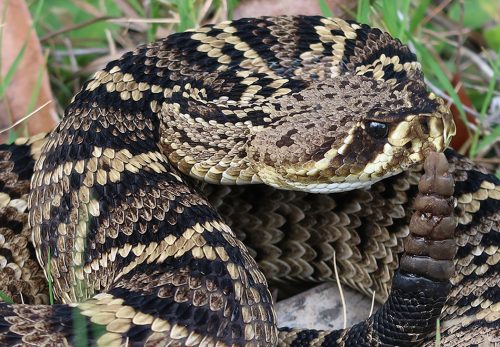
xmin=247 ymin=75 xmax=455 ymax=193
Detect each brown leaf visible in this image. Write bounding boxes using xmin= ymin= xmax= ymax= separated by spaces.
xmin=0 ymin=0 xmax=58 ymax=142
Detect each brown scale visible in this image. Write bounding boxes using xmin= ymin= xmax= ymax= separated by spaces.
xmin=0 ymin=136 xmax=48 ymax=305
xmin=0 ymin=206 xmax=48 ymax=305
xmin=1 ymin=146 xmax=499 ymax=346
xmin=275 ymin=152 xmax=457 ymax=346
xmin=204 ymin=170 xmax=418 ymax=302
xmin=426 ymin=153 xmax=500 ymax=346
xmin=0 ymin=15 xmax=498 ymax=347
xmin=1 ymin=145 xmax=499 ymax=345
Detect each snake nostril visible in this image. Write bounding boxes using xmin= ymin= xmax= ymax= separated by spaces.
xmin=420 ymin=118 xmax=430 ymax=135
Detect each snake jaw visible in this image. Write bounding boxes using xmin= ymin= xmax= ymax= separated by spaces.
xmin=246 ymin=82 xmax=456 ymax=194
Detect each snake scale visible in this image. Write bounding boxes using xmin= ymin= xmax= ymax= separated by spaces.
xmin=0 ymin=15 xmax=498 ymax=346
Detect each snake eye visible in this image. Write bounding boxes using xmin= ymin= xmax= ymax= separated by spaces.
xmin=366 ymin=121 xmax=389 ymax=139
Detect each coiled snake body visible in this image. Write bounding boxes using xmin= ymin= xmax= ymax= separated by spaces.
xmin=0 ymin=16 xmax=498 ymax=346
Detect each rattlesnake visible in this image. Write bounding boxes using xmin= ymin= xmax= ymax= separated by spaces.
xmin=0 ymin=15 xmax=498 ymax=346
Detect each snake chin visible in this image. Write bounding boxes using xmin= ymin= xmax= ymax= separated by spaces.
xmin=260 ymin=171 xmax=400 ymax=194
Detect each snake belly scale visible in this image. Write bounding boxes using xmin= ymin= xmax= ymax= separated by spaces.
xmin=0 ymin=15 xmax=498 ymax=346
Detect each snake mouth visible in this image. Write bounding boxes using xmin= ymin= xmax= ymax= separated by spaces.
xmin=252 ymin=108 xmax=456 ymax=195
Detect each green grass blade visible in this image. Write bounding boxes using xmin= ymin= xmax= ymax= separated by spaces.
xmin=126 ymin=0 xmax=146 ymax=17
xmin=0 ymin=0 xmax=45 ymax=142
xmin=26 ymin=66 xmax=45 ymax=117
xmin=30 ymin=0 xmax=45 ymax=23
xmin=47 ymin=248 xmax=54 ymax=305
xmin=0 ymin=42 xmax=28 ymax=97
xmin=0 ymin=290 xmax=14 ymax=304
xmin=356 ymin=0 xmax=371 ymax=23
xmin=175 ymin=0 xmax=196 ymax=32
xmin=8 ymin=62 xmax=47 ymax=142
xmin=7 ymin=128 xmax=20 ymax=144
xmin=397 ymin=0 xmax=410 ymax=41
xmin=318 ymin=0 xmax=333 ymax=17
xmin=410 ymin=37 xmax=467 ymax=122
xmin=381 ymin=0 xmax=399 ymax=36
xmin=476 ymin=125 xmax=500 ymax=154
xmin=410 ymin=0 xmax=431 ymax=32
xmin=227 ymin=0 xmax=240 ymax=19
xmin=147 ymin=0 xmax=161 ymax=42
xmin=0 ymin=0 xmax=43 ymax=98
xmin=470 ymin=52 xmax=500 ymax=157
xmin=72 ymin=308 xmax=88 ymax=347
xmin=435 ymin=319 xmax=441 ymax=346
